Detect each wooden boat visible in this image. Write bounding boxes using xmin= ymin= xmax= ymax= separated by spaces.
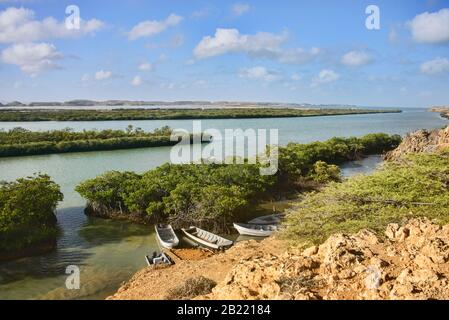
xmin=181 ymin=227 xmax=233 ymax=250
xmin=155 ymin=224 xmax=179 ymax=249
xmin=248 ymin=214 xmax=284 ymax=225
xmin=233 ymin=223 xmax=278 ymax=237
xmin=145 ymin=252 xmax=174 ymax=266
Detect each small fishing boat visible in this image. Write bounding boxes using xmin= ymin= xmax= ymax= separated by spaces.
xmin=233 ymin=223 xmax=278 ymax=237
xmin=181 ymin=227 xmax=233 ymax=250
xmin=248 ymin=214 xmax=284 ymax=225
xmin=155 ymin=224 xmax=179 ymax=249
xmin=145 ymin=252 xmax=174 ymax=266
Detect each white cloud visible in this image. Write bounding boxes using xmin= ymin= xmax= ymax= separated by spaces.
xmin=291 ymin=73 xmax=301 ymax=81
xmin=341 ymin=50 xmax=372 ymax=67
xmin=194 ymin=28 xmax=284 ymax=59
xmin=389 ymin=28 xmax=399 ymax=44
xmin=81 ymin=73 xmax=90 ymax=81
xmin=409 ymin=9 xmax=449 ymax=44
xmin=419 ymin=90 xmax=432 ymax=97
xmin=13 ymin=81 xmax=22 ymax=89
xmin=1 ymin=42 xmax=63 ymax=74
xmin=277 ymin=47 xmax=321 ymax=64
xmin=193 ymin=28 xmax=320 ymax=64
xmin=193 ymin=79 xmax=209 ymax=88
xmin=160 ymin=82 xmax=176 ymax=90
xmin=127 ymin=14 xmax=183 ymax=40
xmin=146 ymin=34 xmax=185 ymax=49
xmin=239 ymin=66 xmax=280 ymax=82
xmin=0 ymin=7 xmax=104 ymax=43
xmin=138 ymin=62 xmax=153 ymax=71
xmin=311 ymin=69 xmax=340 ymax=87
xmin=420 ymin=57 xmax=449 ymax=75
xmin=95 ymin=70 xmax=113 ymax=80
xmin=191 ymin=8 xmax=209 ymax=19
xmin=232 ymin=3 xmax=250 ymax=16
xmin=131 ymin=75 xmax=142 ymax=86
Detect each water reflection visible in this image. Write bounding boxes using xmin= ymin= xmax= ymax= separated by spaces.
xmin=0 ymin=207 xmax=156 ymax=300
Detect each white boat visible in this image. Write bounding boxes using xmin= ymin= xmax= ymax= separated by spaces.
xmin=181 ymin=227 xmax=233 ymax=250
xmin=233 ymin=223 xmax=278 ymax=237
xmin=248 ymin=214 xmax=284 ymax=225
xmin=145 ymin=252 xmax=174 ymax=266
xmin=155 ymin=224 xmax=179 ymax=249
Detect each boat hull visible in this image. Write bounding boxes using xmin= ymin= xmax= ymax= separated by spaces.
xmin=145 ymin=252 xmax=174 ymax=266
xmin=181 ymin=227 xmax=233 ymax=250
xmin=248 ymin=214 xmax=284 ymax=225
xmin=233 ymin=223 xmax=277 ymax=237
xmin=155 ymin=224 xmax=180 ymax=249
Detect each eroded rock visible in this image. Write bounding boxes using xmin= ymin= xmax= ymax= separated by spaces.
xmin=206 ymin=219 xmax=449 ymax=300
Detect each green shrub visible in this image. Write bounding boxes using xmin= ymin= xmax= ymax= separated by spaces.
xmin=0 ymin=127 xmax=179 ymax=157
xmin=0 ymin=174 xmax=63 ymax=252
xmin=307 ymin=161 xmax=342 ymax=183
xmin=0 ymin=108 xmax=400 ymax=122
xmin=281 ymin=152 xmax=449 ymax=246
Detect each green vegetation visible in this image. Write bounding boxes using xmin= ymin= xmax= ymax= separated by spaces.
xmin=166 ymin=276 xmax=217 ymax=300
xmin=77 ymin=163 xmax=276 ymax=231
xmin=277 ymin=133 xmax=401 ymax=183
xmin=0 ymin=108 xmax=401 ymax=122
xmin=282 ymin=151 xmax=449 ymax=246
xmin=307 ymin=161 xmax=342 ymax=184
xmin=0 ymin=175 xmax=63 ymax=254
xmin=76 ymin=133 xmax=401 ymax=232
xmin=0 ymin=126 xmax=193 ymax=157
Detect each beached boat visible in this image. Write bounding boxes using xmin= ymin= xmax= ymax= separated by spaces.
xmin=155 ymin=224 xmax=179 ymax=249
xmin=145 ymin=252 xmax=174 ymax=266
xmin=233 ymin=223 xmax=278 ymax=237
xmin=181 ymin=227 xmax=233 ymax=250
xmin=248 ymin=214 xmax=284 ymax=225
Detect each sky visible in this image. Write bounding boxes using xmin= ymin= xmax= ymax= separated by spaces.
xmin=0 ymin=0 xmax=449 ymax=108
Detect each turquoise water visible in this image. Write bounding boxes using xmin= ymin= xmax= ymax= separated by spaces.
xmin=0 ymin=109 xmax=446 ymax=300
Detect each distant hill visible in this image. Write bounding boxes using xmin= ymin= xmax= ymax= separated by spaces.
xmin=5 ymin=101 xmax=26 ymax=107
xmin=0 ymin=100 xmax=376 ymax=110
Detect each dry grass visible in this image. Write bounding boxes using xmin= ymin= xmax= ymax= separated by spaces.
xmin=276 ymin=276 xmax=321 ymax=295
xmin=165 ymin=276 xmax=217 ymax=300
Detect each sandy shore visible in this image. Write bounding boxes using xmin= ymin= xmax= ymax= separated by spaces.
xmin=108 ymin=238 xmax=285 ymax=300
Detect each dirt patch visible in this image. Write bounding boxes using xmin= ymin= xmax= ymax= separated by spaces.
xmin=170 ymin=248 xmax=213 ymax=261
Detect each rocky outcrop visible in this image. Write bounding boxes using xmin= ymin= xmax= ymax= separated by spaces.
xmin=203 ymin=219 xmax=449 ymax=300
xmin=385 ymin=126 xmax=449 ymax=160
xmin=430 ymin=106 xmax=449 ymax=119
xmin=108 ymin=238 xmax=286 ymax=300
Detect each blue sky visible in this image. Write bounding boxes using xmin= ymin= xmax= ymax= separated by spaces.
xmin=0 ymin=0 xmax=449 ymax=107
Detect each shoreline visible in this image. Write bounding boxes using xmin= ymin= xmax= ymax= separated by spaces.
xmin=0 ymin=108 xmax=401 ymax=122
xmin=108 ymin=237 xmax=285 ymax=300
xmin=0 ymin=238 xmax=57 ymax=263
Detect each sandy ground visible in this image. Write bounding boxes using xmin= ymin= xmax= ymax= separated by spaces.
xmin=108 ymin=238 xmax=285 ymax=300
